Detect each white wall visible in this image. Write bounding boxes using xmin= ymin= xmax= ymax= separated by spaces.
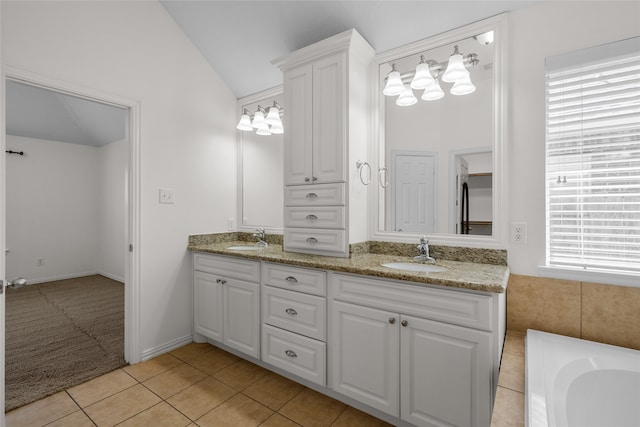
xmin=98 ymin=139 xmax=127 ymax=282
xmin=507 ymin=1 xmax=640 ymax=275
xmin=5 ymin=135 xmax=99 ymax=283
xmin=1 ymin=1 xmax=237 ymax=358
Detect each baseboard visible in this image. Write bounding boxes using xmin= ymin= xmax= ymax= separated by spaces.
xmin=140 ymin=335 xmax=193 ymax=362
xmin=24 ymin=271 xmax=100 ymax=285
xmin=98 ymin=270 xmax=125 ymax=283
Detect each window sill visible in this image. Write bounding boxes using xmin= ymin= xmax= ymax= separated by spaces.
xmin=538 ymin=266 xmax=639 ymax=288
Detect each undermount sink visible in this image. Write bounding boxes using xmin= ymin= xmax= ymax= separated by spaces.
xmin=226 ymin=245 xmax=263 ymax=251
xmin=381 ymin=262 xmax=446 ymax=273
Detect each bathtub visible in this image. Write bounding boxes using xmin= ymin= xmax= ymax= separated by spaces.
xmin=526 ymin=330 xmax=640 ymax=427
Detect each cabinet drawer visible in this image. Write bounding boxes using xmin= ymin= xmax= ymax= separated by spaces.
xmin=262 ymin=324 xmax=326 ymax=386
xmin=262 ymin=263 xmax=326 ymax=296
xmin=331 ymin=274 xmax=493 ymax=331
xmin=263 ymin=286 xmax=326 ymax=341
xmin=284 ymin=206 xmax=346 ymax=229
xmin=194 ymin=253 xmax=260 ymax=282
xmin=284 ymin=183 xmax=345 ymax=206
xmin=284 ymin=228 xmax=347 ymax=255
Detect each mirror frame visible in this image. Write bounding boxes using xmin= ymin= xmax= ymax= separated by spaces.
xmin=369 ymin=13 xmax=508 ymax=248
xmin=236 ymin=85 xmax=284 ymax=234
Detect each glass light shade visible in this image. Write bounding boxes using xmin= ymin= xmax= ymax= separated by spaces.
xmin=421 ymin=80 xmax=445 ymax=101
xmin=450 ymin=76 xmax=476 ymax=95
xmin=441 ymin=53 xmax=469 ymax=83
xmin=396 ymin=85 xmax=417 ymax=106
xmin=410 ymin=62 xmax=436 ymax=90
xmin=265 ymin=106 xmax=281 ymax=126
xmin=383 ymin=70 xmax=405 ymax=96
xmin=270 ymin=122 xmax=284 ymax=134
xmin=256 ymin=123 xmax=271 ymax=136
xmin=251 ymin=110 xmax=266 ymax=128
xmin=236 ymin=113 xmax=253 ymax=131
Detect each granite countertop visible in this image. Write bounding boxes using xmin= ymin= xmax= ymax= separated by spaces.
xmin=187 ymin=239 xmax=509 ymax=294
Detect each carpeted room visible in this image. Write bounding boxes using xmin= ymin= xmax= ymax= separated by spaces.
xmin=5 ymin=84 xmax=129 ymax=411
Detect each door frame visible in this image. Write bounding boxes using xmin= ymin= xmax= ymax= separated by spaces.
xmin=1 ymin=67 xmax=142 ymax=400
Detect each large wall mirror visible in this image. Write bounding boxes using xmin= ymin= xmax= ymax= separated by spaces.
xmin=371 ymin=14 xmax=507 ymax=247
xmin=237 ymin=87 xmax=284 ymax=232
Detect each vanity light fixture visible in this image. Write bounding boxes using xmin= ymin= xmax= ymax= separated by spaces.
xmin=383 ymin=44 xmax=479 ymax=105
xmin=236 ymin=101 xmax=284 ymax=136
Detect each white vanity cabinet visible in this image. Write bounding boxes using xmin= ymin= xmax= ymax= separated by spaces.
xmin=274 ymin=29 xmax=374 ymax=257
xmin=330 ymin=273 xmax=497 ymax=427
xmin=193 ymin=253 xmax=261 ymax=359
xmin=261 ymin=263 xmax=327 ymax=386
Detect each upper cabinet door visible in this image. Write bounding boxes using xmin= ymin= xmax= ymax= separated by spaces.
xmin=284 ymin=63 xmax=313 ymax=186
xmin=312 ymin=52 xmax=346 ymax=184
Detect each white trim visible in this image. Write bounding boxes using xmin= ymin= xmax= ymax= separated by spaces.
xmin=140 ymin=334 xmax=193 ymax=361
xmin=98 ymin=271 xmax=125 ymax=284
xmin=21 ymin=271 xmax=99 ymax=285
xmin=538 ymin=265 xmax=640 ymax=288
xmin=3 ymin=65 xmax=142 ymax=365
xmin=368 ymin=14 xmax=508 ymax=249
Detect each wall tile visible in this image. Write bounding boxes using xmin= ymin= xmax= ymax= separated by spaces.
xmin=507 ymin=274 xmax=581 ymax=337
xmin=581 ymin=282 xmax=640 ymax=350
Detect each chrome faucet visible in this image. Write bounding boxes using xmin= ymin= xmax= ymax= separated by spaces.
xmin=414 ymin=235 xmax=436 ymax=263
xmin=253 ymin=227 xmax=268 ymax=247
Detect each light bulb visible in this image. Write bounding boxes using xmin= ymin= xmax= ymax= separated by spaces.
xmin=251 ymin=110 xmax=266 ymax=128
xmin=383 ymin=65 xmax=405 ymax=96
xmin=442 ymin=46 xmax=470 ymax=83
xmin=265 ymin=105 xmax=281 ymax=126
xmin=410 ymin=61 xmax=435 ymax=90
xmin=450 ymin=75 xmax=476 ymax=95
xmin=396 ymin=85 xmax=417 ymax=106
xmin=236 ymin=112 xmax=253 ymax=131
xmin=421 ymin=80 xmax=445 ymax=101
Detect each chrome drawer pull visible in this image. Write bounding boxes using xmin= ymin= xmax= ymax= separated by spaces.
xmin=285 ymin=276 xmax=298 ymax=283
xmin=285 ymin=308 xmax=298 ymax=316
xmin=306 ymin=237 xmax=318 ymax=243
xmin=305 ymin=193 xmax=318 ymax=198
xmin=306 ymin=214 xmax=318 ymax=220
xmin=285 ymin=350 xmax=297 ymax=358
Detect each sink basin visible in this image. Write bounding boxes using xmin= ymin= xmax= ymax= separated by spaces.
xmin=381 ymin=262 xmax=446 ymax=273
xmin=226 ymin=245 xmax=262 ymax=251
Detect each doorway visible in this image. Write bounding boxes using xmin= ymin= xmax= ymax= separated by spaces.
xmin=392 ymin=151 xmax=437 ymax=233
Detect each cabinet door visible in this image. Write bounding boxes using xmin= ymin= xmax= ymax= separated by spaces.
xmin=224 ymin=279 xmax=260 ymax=358
xmin=284 ymin=63 xmax=313 ymax=185
xmin=331 ymin=301 xmax=399 ymax=416
xmin=400 ymin=315 xmax=492 ymax=427
xmin=193 ymin=271 xmax=223 ymax=341
xmin=312 ymin=52 xmax=346 ymax=184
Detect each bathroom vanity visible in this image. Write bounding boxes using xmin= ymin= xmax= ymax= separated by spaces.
xmin=189 ymin=237 xmax=507 ymax=427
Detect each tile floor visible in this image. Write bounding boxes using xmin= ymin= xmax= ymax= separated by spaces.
xmin=6 ymin=342 xmax=393 ymax=427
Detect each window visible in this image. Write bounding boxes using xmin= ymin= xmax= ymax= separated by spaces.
xmin=545 ymin=37 xmax=640 ymax=275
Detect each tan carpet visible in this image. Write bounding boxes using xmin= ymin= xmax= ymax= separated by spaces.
xmin=5 ymin=274 xmax=126 ymax=411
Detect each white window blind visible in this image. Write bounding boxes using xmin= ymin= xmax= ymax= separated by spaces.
xmin=545 ymin=37 xmax=640 ymax=274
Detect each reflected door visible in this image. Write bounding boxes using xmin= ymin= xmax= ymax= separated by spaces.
xmin=393 ymin=154 xmax=435 ymax=233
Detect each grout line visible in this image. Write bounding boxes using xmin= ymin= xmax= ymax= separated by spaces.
xmin=61 ymin=391 xmax=98 ymax=427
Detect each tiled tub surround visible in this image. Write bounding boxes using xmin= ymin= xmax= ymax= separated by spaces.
xmin=188 ymin=234 xmax=509 ymax=293
xmin=491 ymin=274 xmax=640 ymax=427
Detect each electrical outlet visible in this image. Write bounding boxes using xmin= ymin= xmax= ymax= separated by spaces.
xmin=511 ymin=222 xmax=527 ymax=243
xmin=36 ymin=257 xmax=45 ymax=267
xmin=159 ymin=188 xmax=175 ymax=204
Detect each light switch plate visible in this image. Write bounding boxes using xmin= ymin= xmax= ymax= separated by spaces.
xmin=159 ymin=188 xmax=175 ymax=204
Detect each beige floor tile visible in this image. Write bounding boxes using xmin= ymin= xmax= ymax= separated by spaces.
xmin=45 ymin=410 xmax=95 ymax=427
xmin=497 ymin=350 xmax=525 ymax=393
xmin=330 ymin=406 xmax=393 ymax=427
xmin=67 ymin=369 xmax=138 ymax=408
xmin=260 ymin=413 xmax=301 ymax=427
xmin=118 ymin=402 xmax=191 ymax=427
xmin=123 ymin=353 xmax=184 ymax=382
xmin=279 ymin=388 xmax=346 ymax=427
xmin=84 ymin=383 xmax=161 ymax=427
xmin=490 ymin=386 xmax=525 ymax=427
xmin=196 ymin=393 xmax=273 ymax=427
xmin=503 ymin=331 xmax=526 ymax=357
xmin=169 ymin=342 xmax=215 ymax=364
xmin=143 ymin=363 xmax=208 ymax=399
xmin=186 ymin=346 xmax=240 ymax=375
xmin=5 ymin=392 xmax=79 ymax=427
xmin=166 ymin=377 xmax=236 ymax=420
xmin=212 ymin=359 xmax=270 ymax=391
xmin=243 ymin=372 xmax=305 ymax=410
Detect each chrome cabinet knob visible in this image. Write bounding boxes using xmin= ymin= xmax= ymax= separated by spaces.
xmin=304 ymin=177 xmax=310 ymax=182
xmin=401 ymin=320 xmax=408 ymax=327
xmin=389 ymin=318 xmax=396 ymax=324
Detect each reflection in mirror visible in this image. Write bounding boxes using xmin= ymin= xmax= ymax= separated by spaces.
xmin=374 ymin=16 xmax=505 ymax=244
xmin=237 ymin=89 xmax=284 ymax=231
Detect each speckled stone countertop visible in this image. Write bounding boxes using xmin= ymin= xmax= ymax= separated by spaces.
xmin=188 ymin=234 xmax=509 ymax=294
